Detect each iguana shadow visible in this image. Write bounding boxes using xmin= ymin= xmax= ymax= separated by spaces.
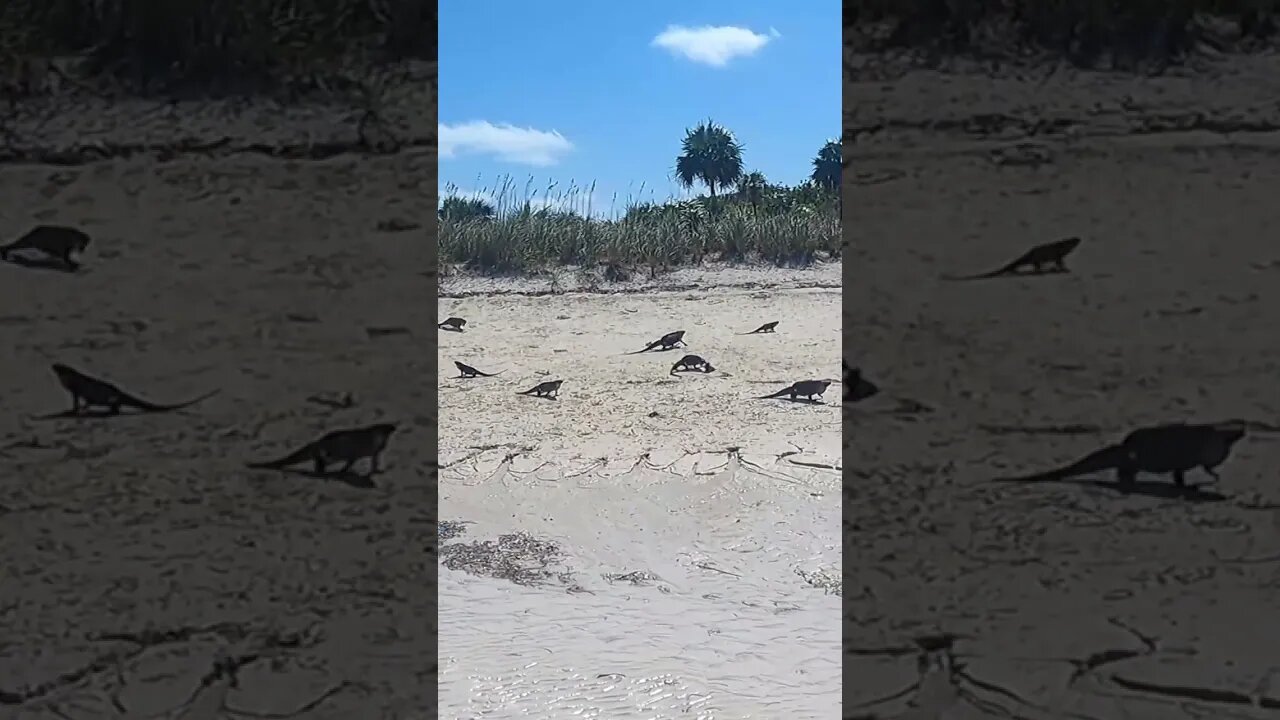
xmin=30 ymin=409 xmax=154 ymax=422
xmin=265 ymin=467 xmax=380 ymax=489
xmin=956 ymin=267 xmax=1069 ymax=282
xmin=3 ymin=255 xmax=82 ymax=273
xmin=1065 ymin=478 xmax=1227 ymax=503
xmin=768 ymin=396 xmax=826 ymax=405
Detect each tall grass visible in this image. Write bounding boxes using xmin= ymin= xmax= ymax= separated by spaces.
xmin=0 ymin=0 xmax=434 ymax=95
xmin=438 ymin=176 xmax=842 ymax=277
xmin=849 ymin=0 xmax=1278 ymax=66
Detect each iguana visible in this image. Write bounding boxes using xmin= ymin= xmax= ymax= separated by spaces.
xmin=518 ymin=379 xmax=562 ymax=399
xmin=624 ymin=330 xmax=686 ymax=355
xmin=942 ymin=237 xmax=1082 ymax=281
xmin=670 ymin=354 xmax=715 ymax=375
xmin=1 ymin=225 xmax=91 ymax=269
xmin=758 ymin=380 xmax=831 ymax=403
xmin=843 ymin=363 xmax=880 ymax=403
xmin=738 ymin=321 xmax=778 ymax=335
xmin=246 ymin=423 xmax=398 ymax=477
xmin=43 ymin=363 xmax=219 ymax=417
xmin=454 ymin=361 xmax=502 ymax=378
xmin=992 ymin=421 xmax=1247 ymax=488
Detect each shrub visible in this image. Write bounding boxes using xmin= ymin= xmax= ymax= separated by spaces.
xmin=848 ymin=0 xmax=1278 ymax=67
xmin=437 ymin=177 xmax=841 ymax=277
xmin=0 ymin=0 xmax=434 ymax=95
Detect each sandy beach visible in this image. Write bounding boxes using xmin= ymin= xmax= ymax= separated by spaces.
xmin=846 ymin=49 xmax=1280 ymax=719
xmin=0 ymin=150 xmax=436 ymax=719
xmin=437 ymin=279 xmax=843 ymax=717
xmin=13 ymin=35 xmax=1280 ymax=718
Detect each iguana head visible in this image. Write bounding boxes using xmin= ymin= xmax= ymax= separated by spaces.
xmin=1210 ymin=420 xmax=1247 ymax=446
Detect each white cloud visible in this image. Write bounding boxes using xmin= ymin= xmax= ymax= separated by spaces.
xmin=439 ymin=121 xmax=573 ymax=166
xmin=651 ymin=25 xmax=778 ymax=67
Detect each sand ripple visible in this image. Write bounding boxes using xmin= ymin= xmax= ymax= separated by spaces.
xmin=440 ymin=456 xmax=840 ymax=719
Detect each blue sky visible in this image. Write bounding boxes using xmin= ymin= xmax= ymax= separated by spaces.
xmin=439 ymin=1 xmax=840 ymax=218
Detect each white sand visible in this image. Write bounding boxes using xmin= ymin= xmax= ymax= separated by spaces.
xmin=438 ymin=285 xmax=842 ymax=717
xmin=846 ymin=50 xmax=1280 ymax=718
xmin=0 ymin=154 xmax=435 ymax=719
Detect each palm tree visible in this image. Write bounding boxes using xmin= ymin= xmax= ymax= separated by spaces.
xmin=674 ymin=120 xmax=744 ymax=199
xmin=439 ymin=196 xmax=496 ymax=222
xmin=736 ymin=170 xmax=768 ymax=214
xmin=810 ymin=140 xmax=841 ymax=192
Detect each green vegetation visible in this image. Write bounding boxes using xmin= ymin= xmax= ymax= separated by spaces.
xmin=439 ymin=123 xmax=842 ymax=278
xmin=0 ymin=0 xmax=433 ymax=96
xmin=674 ymin=120 xmax=744 ymax=198
xmin=849 ymin=0 xmax=1278 ymax=68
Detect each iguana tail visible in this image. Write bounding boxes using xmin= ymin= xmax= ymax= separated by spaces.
xmin=246 ymin=442 xmax=318 ymax=470
xmin=128 ymin=389 xmax=220 ymax=412
xmin=940 ymin=258 xmax=1023 ymax=281
xmin=757 ymin=386 xmax=794 ymax=400
xmin=991 ymin=444 xmax=1129 ymax=483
